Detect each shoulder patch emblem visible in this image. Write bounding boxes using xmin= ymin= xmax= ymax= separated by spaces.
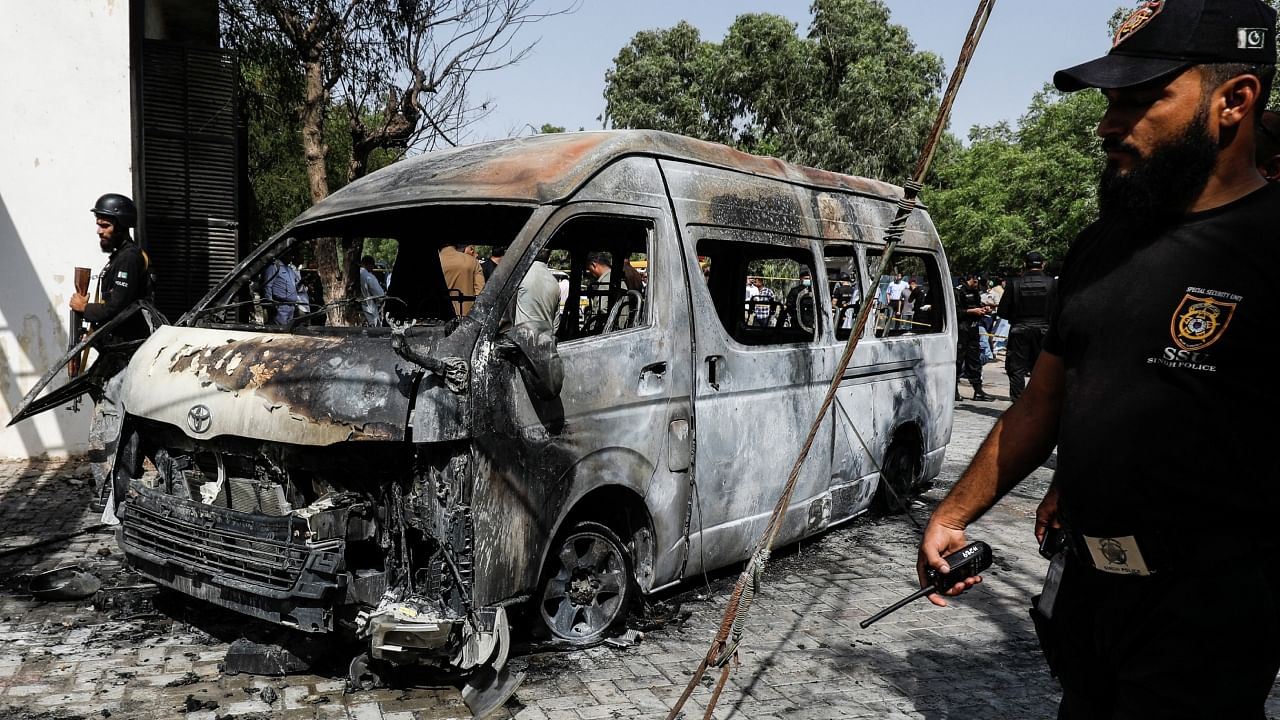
xmin=1114 ymin=1 xmax=1163 ymax=48
xmin=1170 ymin=294 xmax=1235 ymax=352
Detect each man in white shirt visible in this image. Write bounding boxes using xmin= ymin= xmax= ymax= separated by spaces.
xmin=886 ymin=272 xmax=909 ymax=328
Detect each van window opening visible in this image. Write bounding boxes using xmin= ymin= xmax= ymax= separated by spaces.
xmin=865 ymin=249 xmax=947 ymax=337
xmin=822 ymin=244 xmax=866 ymax=342
xmin=696 ymin=237 xmax=822 ymax=346
xmin=535 ymin=215 xmax=653 ymax=344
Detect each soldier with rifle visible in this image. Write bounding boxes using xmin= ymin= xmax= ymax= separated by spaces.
xmin=70 ymin=193 xmax=150 ymax=342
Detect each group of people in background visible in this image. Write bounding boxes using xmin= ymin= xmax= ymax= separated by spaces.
xmin=743 ymin=270 xmax=821 ymax=330
xmin=953 ymin=251 xmax=1056 ymax=402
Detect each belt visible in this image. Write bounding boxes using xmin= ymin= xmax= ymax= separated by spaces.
xmin=1059 ymin=527 xmax=1258 ymax=577
xmin=1066 ymin=530 xmax=1168 ymax=576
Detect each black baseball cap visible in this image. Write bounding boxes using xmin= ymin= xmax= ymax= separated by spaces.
xmin=1054 ymin=0 xmax=1277 ymax=92
xmin=1025 ymin=251 xmax=1045 ymax=268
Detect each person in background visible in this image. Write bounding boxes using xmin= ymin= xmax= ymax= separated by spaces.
xmin=295 ymin=274 xmax=311 ymax=318
xmin=749 ymin=276 xmax=776 ymax=327
xmin=901 ymin=277 xmax=921 ymax=330
xmin=260 ymin=256 xmax=300 ymax=326
xmin=953 ymin=273 xmax=992 ymax=401
xmin=586 ymin=252 xmax=613 ymax=317
xmin=516 ymin=248 xmax=562 ymax=335
xmin=358 ymin=255 xmax=385 ymax=325
xmin=998 ymin=251 xmax=1056 ymax=401
xmin=886 ymin=271 xmax=909 ymax=329
xmin=440 ymin=244 xmax=485 ymax=316
xmin=481 ymin=245 xmax=505 ymax=281
xmin=783 ymin=268 xmax=817 ymax=330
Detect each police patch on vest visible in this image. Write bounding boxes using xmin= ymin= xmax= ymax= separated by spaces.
xmin=1113 ymin=0 xmax=1163 ymax=48
xmin=1170 ymin=294 xmax=1236 ymax=352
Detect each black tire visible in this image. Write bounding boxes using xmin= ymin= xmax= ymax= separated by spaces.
xmin=872 ymin=440 xmax=923 ymax=515
xmin=537 ymin=521 xmax=635 ymax=646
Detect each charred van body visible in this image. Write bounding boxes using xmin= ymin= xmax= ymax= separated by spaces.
xmin=14 ymin=131 xmax=957 ymax=693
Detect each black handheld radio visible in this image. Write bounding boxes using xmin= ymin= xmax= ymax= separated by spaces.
xmin=859 ymin=541 xmax=993 ymax=629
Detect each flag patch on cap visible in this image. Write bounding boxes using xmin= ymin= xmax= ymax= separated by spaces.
xmin=1238 ymin=28 xmax=1268 ymax=50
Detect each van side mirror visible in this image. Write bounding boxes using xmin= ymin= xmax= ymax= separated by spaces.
xmin=499 ymin=324 xmax=563 ymax=401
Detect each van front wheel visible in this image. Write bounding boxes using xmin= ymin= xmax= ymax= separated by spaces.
xmin=538 ymin=521 xmax=634 ymax=645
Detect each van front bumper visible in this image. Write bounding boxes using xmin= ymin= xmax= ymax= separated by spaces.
xmin=118 ymin=483 xmax=346 ymax=632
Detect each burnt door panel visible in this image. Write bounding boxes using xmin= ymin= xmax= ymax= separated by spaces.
xmin=677 ymin=228 xmax=835 ymax=576
xmin=469 ymin=203 xmax=694 ymax=605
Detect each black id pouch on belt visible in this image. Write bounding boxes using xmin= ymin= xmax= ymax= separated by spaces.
xmin=1029 ymin=550 xmax=1068 ymax=678
xmin=1029 ymin=595 xmax=1062 ymax=678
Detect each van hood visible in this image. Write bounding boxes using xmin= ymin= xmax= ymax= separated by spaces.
xmin=122 ymin=326 xmax=420 ymax=445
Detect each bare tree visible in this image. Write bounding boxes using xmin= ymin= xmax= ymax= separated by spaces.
xmin=221 ymin=0 xmax=570 ymax=324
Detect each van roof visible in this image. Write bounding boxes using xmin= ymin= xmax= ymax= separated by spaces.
xmin=294 ymin=130 xmax=907 ymax=223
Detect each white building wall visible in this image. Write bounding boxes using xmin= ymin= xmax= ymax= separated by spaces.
xmin=0 ymin=1 xmax=133 ymax=458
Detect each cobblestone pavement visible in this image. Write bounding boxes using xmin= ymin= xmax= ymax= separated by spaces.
xmin=2 ymin=358 xmax=1277 ymax=719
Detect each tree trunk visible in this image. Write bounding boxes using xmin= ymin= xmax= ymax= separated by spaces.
xmin=299 ymin=54 xmax=360 ymax=326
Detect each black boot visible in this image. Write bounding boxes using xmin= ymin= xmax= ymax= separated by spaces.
xmin=955 ymin=383 xmax=963 ymax=402
xmin=970 ymin=380 xmax=994 ymax=402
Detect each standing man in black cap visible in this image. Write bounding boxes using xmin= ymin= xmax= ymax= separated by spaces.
xmin=916 ymin=1 xmax=1280 ymax=716
xmin=954 ymin=273 xmax=992 ymax=401
xmin=997 ymin=251 xmax=1056 ymax=401
xmin=71 ymin=193 xmax=150 ymax=341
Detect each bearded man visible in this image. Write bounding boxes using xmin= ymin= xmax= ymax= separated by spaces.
xmin=915 ymin=1 xmax=1280 ymax=716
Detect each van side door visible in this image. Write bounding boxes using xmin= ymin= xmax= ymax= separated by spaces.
xmin=678 ymin=227 xmax=834 ymax=575
xmin=469 ymin=201 xmax=695 ymax=603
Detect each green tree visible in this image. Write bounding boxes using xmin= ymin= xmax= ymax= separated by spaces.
xmin=603 ymin=21 xmax=723 ymax=141
xmin=926 ymin=87 xmax=1107 ymax=272
xmin=602 ymin=0 xmax=944 ymax=182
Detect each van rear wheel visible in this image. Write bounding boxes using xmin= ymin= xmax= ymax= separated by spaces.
xmin=538 ymin=521 xmax=634 ymax=645
xmin=873 ymin=440 xmax=923 ymax=515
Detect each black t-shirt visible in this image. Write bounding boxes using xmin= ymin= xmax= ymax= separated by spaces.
xmin=1045 ymin=184 xmax=1280 ymax=538
xmin=83 ymin=241 xmax=150 ymax=340
xmin=954 ymin=283 xmax=982 ymax=325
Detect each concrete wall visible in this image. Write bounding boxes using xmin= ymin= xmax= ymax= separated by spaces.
xmin=0 ymin=1 xmax=133 ymax=458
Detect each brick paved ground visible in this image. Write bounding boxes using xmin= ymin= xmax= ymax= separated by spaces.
xmin=2 ymin=358 xmax=1278 ymax=719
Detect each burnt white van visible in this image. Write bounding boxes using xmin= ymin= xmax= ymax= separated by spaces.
xmin=13 ymin=130 xmax=955 ymax=701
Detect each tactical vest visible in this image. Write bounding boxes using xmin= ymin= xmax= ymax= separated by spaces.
xmin=1009 ymin=272 xmax=1054 ymax=324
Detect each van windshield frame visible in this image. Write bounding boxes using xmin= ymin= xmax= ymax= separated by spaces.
xmin=185 ymin=204 xmax=534 ymax=331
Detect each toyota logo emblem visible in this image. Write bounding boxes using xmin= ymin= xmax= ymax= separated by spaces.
xmin=187 ymin=405 xmax=212 ymax=434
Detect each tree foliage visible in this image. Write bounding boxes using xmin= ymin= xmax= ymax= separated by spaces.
xmin=926 ymin=87 xmax=1107 ymax=273
xmin=602 ymin=0 xmax=945 ymax=182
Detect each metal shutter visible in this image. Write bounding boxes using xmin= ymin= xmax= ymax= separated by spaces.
xmin=140 ymin=41 xmax=240 ymax=320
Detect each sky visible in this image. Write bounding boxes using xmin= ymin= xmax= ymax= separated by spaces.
xmin=461 ymin=0 xmax=1127 ymax=144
